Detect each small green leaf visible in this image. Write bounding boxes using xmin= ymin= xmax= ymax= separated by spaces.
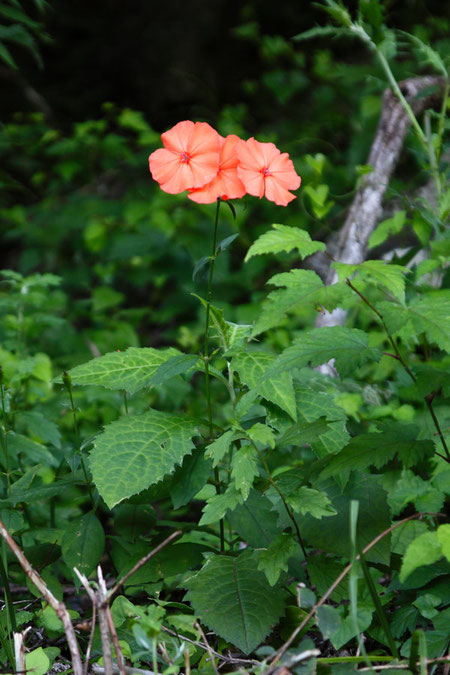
xmin=400 ymin=531 xmax=443 ymax=583
xmin=150 ymin=353 xmax=199 ymax=387
xmin=368 ymin=211 xmax=407 ymax=249
xmin=437 ymin=524 xmax=450 ymax=563
xmin=25 ymin=647 xmax=50 ymax=675
xmin=205 ymin=429 xmax=235 ymax=467
xmin=231 ymin=446 xmax=259 ymax=499
xmin=333 ymin=259 xmax=409 ymax=303
xmin=245 ymin=224 xmax=325 ymax=261
xmin=247 ymin=423 xmax=275 ymax=449
xmin=61 ymin=512 xmax=105 ymax=577
xmin=227 ymin=490 xmax=280 ymax=548
xmin=184 ymin=551 xmax=287 ymax=653
xmin=316 ymin=605 xmax=342 ymax=640
xmin=170 ymin=449 xmax=212 ymax=509
xmin=251 ymin=269 xmax=324 ymax=337
xmin=233 ymin=351 xmax=297 ymax=420
xmin=274 ymin=326 xmax=382 ymax=378
xmin=286 ymin=487 xmax=337 ymax=519
xmin=256 ymin=533 xmax=298 ymax=586
xmin=199 ymin=485 xmax=242 ymax=526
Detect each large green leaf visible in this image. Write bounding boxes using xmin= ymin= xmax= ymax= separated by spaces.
xmin=227 ymin=490 xmax=280 ymax=548
xmin=170 ymin=449 xmax=212 ymax=509
xmin=245 ymin=223 xmax=325 ymax=261
xmin=251 ymin=269 xmax=324 ymax=337
xmin=61 ymin=512 xmax=105 ymax=577
xmin=400 ymin=532 xmax=443 ymax=583
xmin=319 ymin=424 xmax=435 ymax=484
xmin=59 ymin=346 xmax=181 ymax=394
xmin=274 ymin=326 xmax=382 ymax=378
xmin=298 ymin=472 xmax=391 ymax=564
xmin=378 ymin=291 xmax=450 ymax=353
xmin=232 ymin=351 xmax=297 ymax=420
xmin=90 ymin=409 xmax=199 ymax=508
xmin=333 ymin=260 xmax=409 ymax=303
xmin=184 ymin=551 xmax=287 ymax=653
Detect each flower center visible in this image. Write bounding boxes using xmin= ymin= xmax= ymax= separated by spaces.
xmin=261 ymin=167 xmax=272 ymax=177
xmin=180 ymin=151 xmax=191 ymax=164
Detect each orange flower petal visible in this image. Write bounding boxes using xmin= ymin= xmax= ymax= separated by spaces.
xmin=268 ymin=153 xmax=301 ymax=190
xmin=161 ymin=120 xmax=195 ymax=153
xmin=237 ymin=166 xmax=265 ymax=199
xmin=265 ymin=176 xmax=297 ymax=206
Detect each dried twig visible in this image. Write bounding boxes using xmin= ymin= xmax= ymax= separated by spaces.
xmin=0 ymin=517 xmax=83 ymax=675
xmin=194 ymin=621 xmax=219 ymax=675
xmin=160 ymin=625 xmax=258 ymax=666
xmin=13 ymin=628 xmax=29 ymax=674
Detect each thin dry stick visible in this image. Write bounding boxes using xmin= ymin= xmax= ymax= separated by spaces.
xmin=264 ymin=512 xmax=438 ymax=674
xmin=73 ymin=566 xmax=97 ymax=675
xmin=160 ymin=626 xmax=258 ymax=666
xmin=194 ymin=621 xmax=219 ymax=675
xmin=108 ymin=530 xmax=182 ymax=599
xmin=13 ymin=628 xmax=28 ymax=674
xmin=97 ymin=566 xmax=114 ymax=675
xmin=0 ymin=517 xmax=84 ymax=675
xmin=106 ymin=604 xmax=127 ymax=675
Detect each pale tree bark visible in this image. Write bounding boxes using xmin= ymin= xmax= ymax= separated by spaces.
xmin=315 ymin=75 xmax=445 ymax=330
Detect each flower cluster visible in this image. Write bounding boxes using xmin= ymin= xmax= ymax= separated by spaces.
xmin=149 ymin=120 xmax=301 ymax=207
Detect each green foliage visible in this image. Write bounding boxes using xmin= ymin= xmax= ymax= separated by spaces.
xmin=184 ymin=551 xmax=287 ymax=653
xmin=0 ymin=1 xmax=449 ymax=671
xmin=90 ymin=409 xmax=199 ymax=508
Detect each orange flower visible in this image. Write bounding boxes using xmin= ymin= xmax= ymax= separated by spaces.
xmin=236 ymin=137 xmax=301 ymax=206
xmin=149 ymin=120 xmax=221 ymax=194
xmin=188 ymin=134 xmax=246 ymax=203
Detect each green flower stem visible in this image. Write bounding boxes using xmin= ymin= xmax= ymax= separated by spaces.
xmin=203 ymin=198 xmax=221 ymax=439
xmin=0 ymin=369 xmax=11 ymax=496
xmin=202 ymin=199 xmax=225 ymax=552
xmin=345 ymin=279 xmax=450 ymax=463
xmin=62 ymin=371 xmax=96 ymax=509
xmin=247 ymin=435 xmax=308 ymax=564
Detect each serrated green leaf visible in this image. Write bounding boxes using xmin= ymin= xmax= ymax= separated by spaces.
xmin=59 ymin=346 xmax=181 ymax=394
xmin=277 ymin=416 xmax=332 ymax=447
xmin=205 ymin=429 xmax=235 ymax=467
xmin=228 ymin=490 xmax=280 ymax=548
xmin=150 ymin=353 xmax=199 ymax=387
xmin=274 ymin=326 xmax=382 ymax=378
xmin=245 ymin=224 xmax=325 ymax=261
xmin=286 ymin=487 xmax=337 ymax=518
xmin=231 ymin=446 xmax=259 ymax=499
xmin=199 ymin=484 xmax=242 ymax=526
xmin=61 ymin=512 xmax=105 ymax=577
xmin=333 ymin=259 xmax=409 ymax=302
xmin=294 ymin=387 xmax=350 ymax=457
xmin=319 ymin=426 xmax=435 ymax=485
xmin=193 ymin=295 xmax=251 ymax=351
xmin=90 ymin=409 xmax=199 ymax=508
xmin=400 ymin=532 xmax=443 ymax=583
xmin=233 ymin=351 xmax=297 ymax=420
xmin=256 ymin=533 xmax=298 ymax=586
xmin=379 ymin=292 xmax=450 ymax=352
xmin=251 ymin=269 xmax=324 ymax=337
xmin=247 ymin=423 xmax=275 ymax=449
xmin=184 ymin=551 xmax=287 ymax=653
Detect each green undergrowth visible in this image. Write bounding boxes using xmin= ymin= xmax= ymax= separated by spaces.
xmin=0 ymin=1 xmax=449 ymax=673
